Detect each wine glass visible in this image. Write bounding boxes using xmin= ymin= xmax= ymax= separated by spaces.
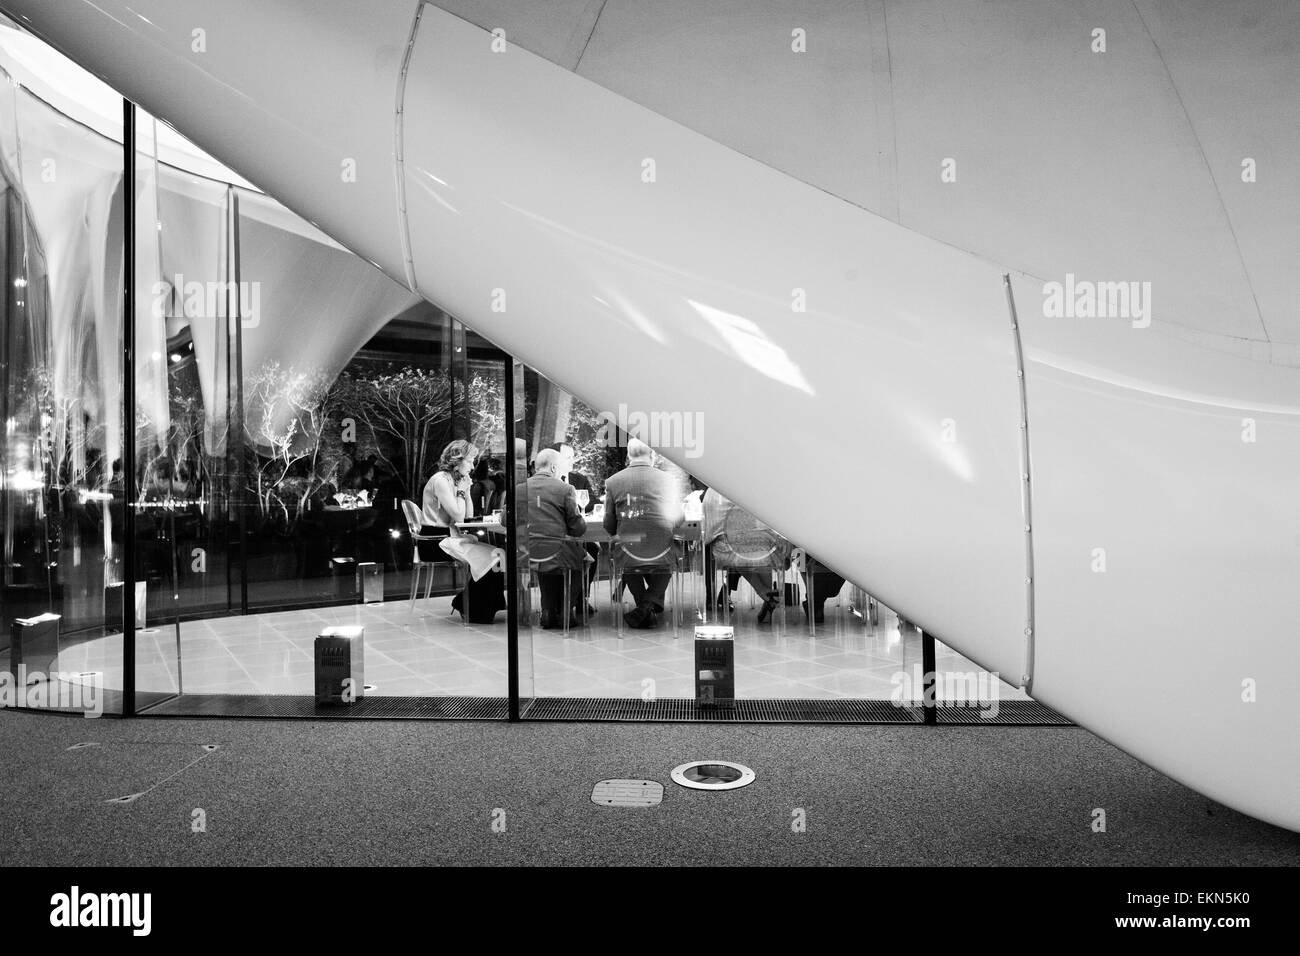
xmin=575 ymin=489 xmax=590 ymax=512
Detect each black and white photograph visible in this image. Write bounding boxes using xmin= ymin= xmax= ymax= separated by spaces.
xmin=0 ymin=0 xmax=1294 ymax=933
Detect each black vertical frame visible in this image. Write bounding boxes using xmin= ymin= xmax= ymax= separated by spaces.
xmin=921 ymin=628 xmax=937 ymax=725
xmin=221 ymin=188 xmax=232 ymax=612
xmin=504 ymin=354 xmax=520 ymax=720
xmin=232 ymin=190 xmax=248 ymax=615
xmin=121 ymin=99 xmax=136 ymax=714
xmin=449 ymin=319 xmax=460 ymax=434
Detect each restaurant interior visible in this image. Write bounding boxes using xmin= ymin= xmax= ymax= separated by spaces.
xmin=0 ymin=13 xmax=1038 ymax=722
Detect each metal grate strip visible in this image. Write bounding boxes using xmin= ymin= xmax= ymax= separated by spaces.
xmin=135 ymin=695 xmax=1070 ymax=725
xmin=140 ymin=694 xmax=509 ymax=720
xmin=521 ymin=697 xmax=925 ymax=724
xmin=934 ymin=700 xmax=1072 ymax=725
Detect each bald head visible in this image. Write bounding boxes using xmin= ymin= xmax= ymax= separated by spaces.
xmin=626 ymin=438 xmax=654 ymax=462
xmin=534 ymin=448 xmax=562 ymax=475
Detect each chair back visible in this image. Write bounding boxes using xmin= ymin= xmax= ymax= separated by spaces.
xmin=713 ymin=504 xmax=791 ymax=570
xmin=527 ymin=533 xmax=572 ymax=567
xmin=611 ymin=492 xmax=677 ymax=564
xmin=611 ymin=536 xmax=676 ymax=569
xmin=400 ymin=499 xmax=424 ymax=536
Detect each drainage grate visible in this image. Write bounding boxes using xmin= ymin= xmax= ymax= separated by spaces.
xmin=139 ymin=694 xmax=509 ymax=720
xmin=523 ymin=697 xmax=924 ymax=723
xmin=131 ymin=694 xmax=1070 ymax=725
xmin=591 ymin=779 xmax=664 ymax=807
xmin=934 ymin=700 xmax=1073 ymax=725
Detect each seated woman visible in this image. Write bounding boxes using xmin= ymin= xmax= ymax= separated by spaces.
xmin=421 ymin=439 xmax=507 ymax=623
xmin=702 ymin=488 xmax=791 ymax=623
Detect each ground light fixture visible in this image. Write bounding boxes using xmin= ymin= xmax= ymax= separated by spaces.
xmin=670 ymin=761 xmax=756 ymax=791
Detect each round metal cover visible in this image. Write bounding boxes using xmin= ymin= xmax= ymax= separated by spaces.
xmin=671 ymin=761 xmax=756 ymax=791
xmin=592 ymin=779 xmax=663 ymax=807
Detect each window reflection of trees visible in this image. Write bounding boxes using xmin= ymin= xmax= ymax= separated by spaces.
xmin=212 ymin=357 xmax=506 ymax=541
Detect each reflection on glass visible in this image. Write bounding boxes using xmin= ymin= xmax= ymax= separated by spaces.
xmin=0 ymin=23 xmax=516 ymax=707
xmin=518 ymin=366 xmax=909 ymax=705
xmin=0 ymin=80 xmax=125 ymax=712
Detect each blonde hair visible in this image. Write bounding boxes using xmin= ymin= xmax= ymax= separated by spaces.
xmin=437 ymin=439 xmax=479 ymax=476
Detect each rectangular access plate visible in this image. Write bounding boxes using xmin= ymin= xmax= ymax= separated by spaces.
xmin=592 ymin=779 xmax=664 ymax=807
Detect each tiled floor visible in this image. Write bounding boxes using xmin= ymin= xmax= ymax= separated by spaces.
xmin=54 ymin=577 xmax=1030 ymax=703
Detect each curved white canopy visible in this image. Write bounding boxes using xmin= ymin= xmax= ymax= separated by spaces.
xmin=437 ymin=0 xmax=1300 ymax=358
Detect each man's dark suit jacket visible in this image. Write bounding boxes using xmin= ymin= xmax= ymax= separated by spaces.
xmin=602 ymin=461 xmax=685 ymax=564
xmin=526 ymin=473 xmax=586 ymax=571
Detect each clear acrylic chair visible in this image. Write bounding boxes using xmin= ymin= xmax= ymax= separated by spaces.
xmin=609 ymin=537 xmax=683 ymax=637
xmin=401 ymin=499 xmax=448 ymax=612
xmin=400 ymin=498 xmax=483 ymax=624
xmin=527 ymin=533 xmax=590 ymax=637
xmin=709 ymin=503 xmax=792 ymax=633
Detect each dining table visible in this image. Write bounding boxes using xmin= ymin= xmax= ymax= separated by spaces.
xmin=456 ymin=518 xmax=700 ymax=543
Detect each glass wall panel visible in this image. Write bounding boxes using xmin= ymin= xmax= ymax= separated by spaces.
xmin=0 ymin=81 xmax=125 ymax=714
xmin=517 ymin=363 xmax=911 ymax=707
xmin=131 ymin=109 xmax=184 ymax=706
xmin=131 ymin=170 xmax=515 ymax=702
xmin=510 ymin=359 xmax=534 ymax=708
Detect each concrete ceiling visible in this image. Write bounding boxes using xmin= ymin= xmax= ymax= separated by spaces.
xmin=433 ymin=0 xmax=1300 ymax=358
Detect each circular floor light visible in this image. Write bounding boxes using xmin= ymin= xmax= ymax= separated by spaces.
xmin=671 ymin=760 xmax=755 ymax=791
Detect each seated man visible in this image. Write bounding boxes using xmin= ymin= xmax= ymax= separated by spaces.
xmin=526 ymin=448 xmax=588 ymax=629
xmin=703 ymin=488 xmax=791 ymax=623
xmin=553 ymin=441 xmax=595 ymax=512
xmin=602 ymin=438 xmax=684 ymax=629
xmin=554 ymin=440 xmax=600 ymax=610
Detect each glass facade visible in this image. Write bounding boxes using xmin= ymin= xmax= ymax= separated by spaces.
xmin=133 ymin=166 xmax=514 ymax=701
xmin=0 ymin=21 xmax=1030 ymax=725
xmin=1 ymin=80 xmax=127 ymax=714
xmin=513 ymin=366 xmax=922 ymax=703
